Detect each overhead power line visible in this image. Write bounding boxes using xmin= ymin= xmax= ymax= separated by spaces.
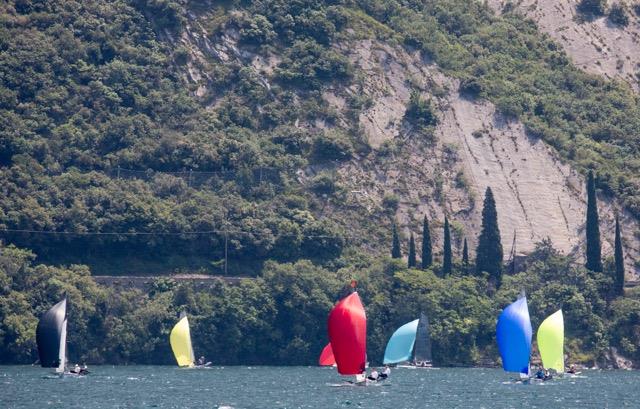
xmin=0 ymin=228 xmax=349 ymax=240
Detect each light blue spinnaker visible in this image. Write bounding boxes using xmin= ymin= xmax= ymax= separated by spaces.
xmin=383 ymin=319 xmax=419 ymax=364
xmin=496 ymin=296 xmax=532 ymax=375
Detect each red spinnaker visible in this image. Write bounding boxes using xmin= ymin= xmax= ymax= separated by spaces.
xmin=327 ymin=292 xmax=367 ymax=375
xmin=318 ymin=343 xmax=336 ymax=366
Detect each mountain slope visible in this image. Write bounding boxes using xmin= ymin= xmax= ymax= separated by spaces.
xmin=1 ymin=0 xmax=640 ymax=280
xmin=488 ymin=0 xmax=640 ymax=90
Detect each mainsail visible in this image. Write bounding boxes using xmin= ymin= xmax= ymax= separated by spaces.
xmin=496 ymin=296 xmax=532 ymax=374
xmin=414 ymin=312 xmax=432 ymax=364
xmin=383 ymin=319 xmax=418 ymax=364
xmin=537 ymin=309 xmax=564 ymax=373
xmin=170 ymin=312 xmax=195 ymax=367
xmin=327 ymin=292 xmax=366 ymax=375
xmin=36 ymin=298 xmax=67 ymax=372
xmin=318 ymin=343 xmax=336 ymax=366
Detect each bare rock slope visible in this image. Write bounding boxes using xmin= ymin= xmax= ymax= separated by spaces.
xmin=488 ymin=0 xmax=640 ymax=90
xmin=325 ymin=39 xmax=640 ymax=278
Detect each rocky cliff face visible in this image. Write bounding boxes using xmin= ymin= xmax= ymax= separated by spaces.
xmin=488 ymin=0 xmax=640 ymax=91
xmin=178 ymin=10 xmax=640 ymax=279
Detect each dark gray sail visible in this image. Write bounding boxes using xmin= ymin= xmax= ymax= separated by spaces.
xmin=36 ymin=298 xmax=67 ymax=368
xmin=413 ymin=312 xmax=432 ymax=363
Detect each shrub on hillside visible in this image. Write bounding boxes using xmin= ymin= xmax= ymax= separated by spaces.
xmin=608 ymin=3 xmax=630 ymax=26
xmin=310 ymin=171 xmax=337 ymax=196
xmin=404 ymin=91 xmax=438 ymax=129
xmin=578 ymin=0 xmax=608 ymax=16
xmin=312 ymin=130 xmax=353 ymax=162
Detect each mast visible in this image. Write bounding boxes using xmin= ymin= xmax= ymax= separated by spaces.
xmin=413 ymin=312 xmax=432 ymax=364
xmin=57 ymin=317 xmax=68 ymax=373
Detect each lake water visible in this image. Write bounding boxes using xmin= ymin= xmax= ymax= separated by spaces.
xmin=0 ymin=366 xmax=637 ymax=408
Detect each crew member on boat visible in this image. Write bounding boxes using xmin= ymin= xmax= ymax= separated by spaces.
xmin=378 ymin=365 xmax=390 ymax=380
xmin=367 ymin=368 xmax=379 ymax=381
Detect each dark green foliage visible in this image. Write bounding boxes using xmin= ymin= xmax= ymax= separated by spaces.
xmin=404 ymin=91 xmax=438 ymax=129
xmin=421 ymin=215 xmax=433 ymax=269
xmin=459 ymin=77 xmax=483 ymax=98
xmin=462 ymin=237 xmax=469 ymax=268
xmin=476 ymin=188 xmax=503 ymax=287
xmin=614 ymin=216 xmax=625 ymax=297
xmin=608 ymin=3 xmax=629 ymax=26
xmin=578 ymin=0 xmax=608 ymax=16
xmin=0 ymin=0 xmax=365 ymax=274
xmin=310 ymin=171 xmax=337 ymax=195
xmin=239 ymin=14 xmax=277 ymax=45
xmin=586 ymin=171 xmax=603 ymax=273
xmin=442 ymin=217 xmax=452 ymax=276
xmin=408 ymin=233 xmax=417 ymax=268
xmin=2 ymin=240 xmax=639 ymax=366
xmin=312 ymin=130 xmax=354 ymax=162
xmin=275 ymin=40 xmax=352 ymax=90
xmin=391 ymin=223 xmax=401 ymax=259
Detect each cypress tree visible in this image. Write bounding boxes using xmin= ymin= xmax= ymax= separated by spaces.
xmin=476 ymin=187 xmax=504 ymax=287
xmin=585 ymin=170 xmax=603 ymax=272
xmin=408 ymin=233 xmax=417 ymax=268
xmin=443 ymin=217 xmax=452 ymax=276
xmin=462 ymin=237 xmax=469 ymax=268
xmin=614 ymin=216 xmax=625 ymax=297
xmin=391 ymin=223 xmax=402 ymax=259
xmin=421 ymin=215 xmax=433 ymax=269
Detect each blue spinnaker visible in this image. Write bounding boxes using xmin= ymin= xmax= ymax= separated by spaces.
xmin=383 ymin=319 xmax=419 ymax=364
xmin=496 ymin=296 xmax=532 ymax=374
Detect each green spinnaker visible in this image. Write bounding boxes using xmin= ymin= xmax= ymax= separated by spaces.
xmin=536 ymin=309 xmax=564 ymax=373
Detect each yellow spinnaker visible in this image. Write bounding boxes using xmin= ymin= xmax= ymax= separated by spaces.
xmin=536 ymin=309 xmax=564 ymax=373
xmin=170 ymin=314 xmax=195 ymax=367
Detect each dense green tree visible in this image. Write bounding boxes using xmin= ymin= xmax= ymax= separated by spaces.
xmin=614 ymin=216 xmax=625 ymax=297
xmin=391 ymin=223 xmax=402 ymax=259
xmin=586 ymin=170 xmax=603 ymax=273
xmin=462 ymin=237 xmax=469 ymax=269
xmin=421 ymin=215 xmax=433 ymax=269
xmin=442 ymin=217 xmax=452 ymax=276
xmin=476 ymin=187 xmax=503 ymax=287
xmin=408 ymin=233 xmax=417 ymax=268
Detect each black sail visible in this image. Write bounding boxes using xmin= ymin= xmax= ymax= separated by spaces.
xmin=36 ymin=298 xmax=67 ymax=368
xmin=413 ymin=312 xmax=432 ymax=363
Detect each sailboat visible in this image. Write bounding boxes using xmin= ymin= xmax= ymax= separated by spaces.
xmin=327 ymin=291 xmax=367 ymax=385
xmin=319 ymin=343 xmax=336 ymax=366
xmin=170 ymin=312 xmax=210 ymax=368
xmin=36 ymin=297 xmax=85 ymax=376
xmin=496 ymin=294 xmax=532 ymax=380
xmin=537 ymin=309 xmax=564 ymax=374
xmin=383 ymin=312 xmax=433 ymax=368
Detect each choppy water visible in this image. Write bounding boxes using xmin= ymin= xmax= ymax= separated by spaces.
xmin=0 ymin=366 xmax=637 ymax=408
